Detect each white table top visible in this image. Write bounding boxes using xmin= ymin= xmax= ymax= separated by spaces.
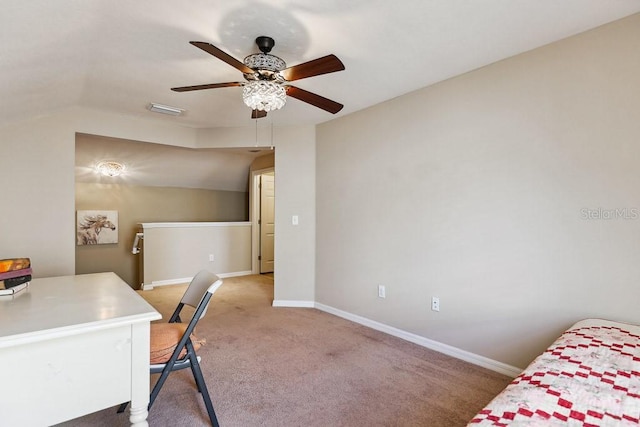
xmin=0 ymin=272 xmax=161 ymax=347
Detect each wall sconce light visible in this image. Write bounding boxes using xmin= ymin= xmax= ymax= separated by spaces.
xmin=96 ymin=161 xmax=125 ymax=177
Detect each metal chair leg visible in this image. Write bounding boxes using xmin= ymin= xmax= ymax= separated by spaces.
xmin=190 ymin=362 xmax=204 ymax=393
xmin=190 ymin=354 xmax=219 ymax=427
xmin=149 ymin=363 xmax=174 ymax=409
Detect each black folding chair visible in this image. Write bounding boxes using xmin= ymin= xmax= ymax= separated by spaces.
xmin=118 ymin=270 xmax=223 ymax=426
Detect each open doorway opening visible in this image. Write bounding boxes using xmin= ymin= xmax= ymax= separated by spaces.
xmin=250 ymin=167 xmax=275 ymax=274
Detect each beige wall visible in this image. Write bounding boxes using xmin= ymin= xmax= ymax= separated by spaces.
xmin=0 ymin=106 xmax=315 ymax=304
xmin=273 ymin=128 xmax=316 ymax=302
xmin=316 ymin=13 xmax=640 ymax=369
xmin=141 ymin=223 xmax=251 ymax=286
xmin=75 ymin=182 xmax=248 ymax=287
xmin=250 ymin=152 xmax=275 ymax=171
xmin=197 ymin=125 xmax=316 ymax=303
xmin=0 ymin=114 xmax=76 ymax=277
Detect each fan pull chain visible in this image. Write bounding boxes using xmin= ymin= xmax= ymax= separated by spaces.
xmin=270 ymin=119 xmax=274 ymax=150
xmin=255 ymin=116 xmax=258 ymax=147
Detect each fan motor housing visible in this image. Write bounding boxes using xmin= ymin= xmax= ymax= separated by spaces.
xmin=243 ymin=53 xmax=286 ymax=73
xmin=255 ymin=36 xmax=275 ymax=53
xmin=243 ymin=36 xmax=286 ymax=82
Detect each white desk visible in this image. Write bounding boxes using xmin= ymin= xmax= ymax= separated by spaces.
xmin=0 ymin=272 xmax=161 ymax=426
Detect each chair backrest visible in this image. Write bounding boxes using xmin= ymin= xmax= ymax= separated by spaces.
xmin=180 ymin=270 xmax=223 ymax=320
xmin=144 ymin=270 xmax=223 ymax=426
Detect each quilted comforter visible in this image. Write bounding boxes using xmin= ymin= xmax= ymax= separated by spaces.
xmin=468 ymin=319 xmax=640 ymax=426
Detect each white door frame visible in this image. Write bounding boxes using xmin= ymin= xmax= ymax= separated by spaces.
xmin=249 ymin=167 xmax=275 ymax=274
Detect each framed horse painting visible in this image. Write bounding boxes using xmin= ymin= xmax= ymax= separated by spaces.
xmin=76 ymin=210 xmax=119 ymax=245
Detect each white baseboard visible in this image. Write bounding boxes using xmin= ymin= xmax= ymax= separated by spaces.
xmin=272 ymin=300 xmax=315 ymax=308
xmin=217 ymin=270 xmax=253 ymax=279
xmin=143 ymin=279 xmax=521 ymax=377
xmin=314 ymin=302 xmax=522 ymax=378
xmin=143 ymin=270 xmax=253 ymax=290
xmin=143 ymin=277 xmax=192 ymax=290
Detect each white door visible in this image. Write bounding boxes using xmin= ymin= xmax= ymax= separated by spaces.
xmin=260 ymin=174 xmax=275 ymax=273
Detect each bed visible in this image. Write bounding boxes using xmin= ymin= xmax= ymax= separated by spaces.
xmin=468 ymin=318 xmax=640 ymax=426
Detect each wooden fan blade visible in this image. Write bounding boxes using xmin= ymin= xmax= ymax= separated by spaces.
xmin=190 ymin=41 xmax=254 ymax=74
xmin=280 ymin=54 xmax=345 ymax=81
xmin=285 ymin=86 xmax=343 ymax=114
xmin=251 ymin=109 xmax=267 ymax=119
xmin=171 ymin=82 xmax=243 ymax=92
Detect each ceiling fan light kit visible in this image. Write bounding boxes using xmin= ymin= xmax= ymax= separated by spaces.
xmin=172 ymin=36 xmax=345 ymax=118
xmin=243 ymin=81 xmax=286 ymax=111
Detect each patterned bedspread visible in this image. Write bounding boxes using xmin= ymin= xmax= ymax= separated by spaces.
xmin=468 ymin=319 xmax=640 ymax=426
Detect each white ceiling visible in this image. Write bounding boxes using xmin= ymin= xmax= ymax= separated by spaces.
xmin=3 ymin=1 xmax=639 ymax=129
xmin=5 ymin=1 xmax=640 ymax=190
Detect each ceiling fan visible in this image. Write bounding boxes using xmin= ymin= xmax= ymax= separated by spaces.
xmin=171 ymin=36 xmax=345 ymax=119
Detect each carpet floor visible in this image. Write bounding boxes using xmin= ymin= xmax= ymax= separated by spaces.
xmin=58 ymin=274 xmax=510 ymax=426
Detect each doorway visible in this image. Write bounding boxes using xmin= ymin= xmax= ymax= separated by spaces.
xmin=259 ymin=172 xmax=275 ymax=273
xmin=250 ymin=167 xmax=275 ymax=274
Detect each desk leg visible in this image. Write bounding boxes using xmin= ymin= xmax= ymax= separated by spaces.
xmin=130 ymin=322 xmax=151 ymax=427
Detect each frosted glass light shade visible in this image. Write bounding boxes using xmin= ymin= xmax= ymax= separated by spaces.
xmin=242 ymin=81 xmax=286 ymax=112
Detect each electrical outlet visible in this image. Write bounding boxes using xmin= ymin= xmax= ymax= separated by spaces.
xmin=378 ymin=285 xmax=386 ymax=298
xmin=431 ymin=297 xmax=440 ymax=312
xmin=209 ymin=254 xmax=215 ymax=262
